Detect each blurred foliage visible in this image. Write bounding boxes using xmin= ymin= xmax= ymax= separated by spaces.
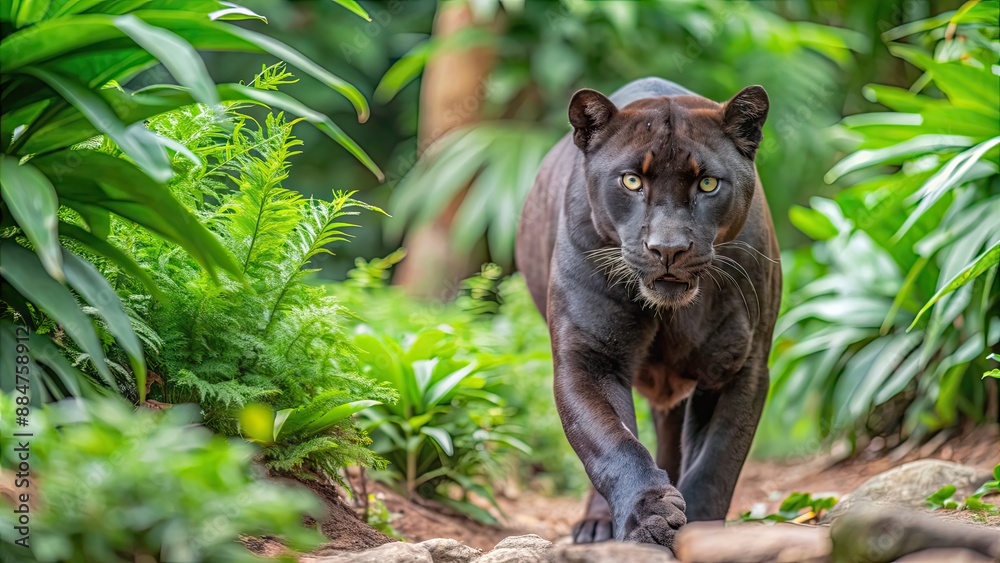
xmin=761 ymin=0 xmax=999 ymax=455
xmin=0 ymin=394 xmax=325 ymax=562
xmin=383 ymin=0 xmax=876 ymax=266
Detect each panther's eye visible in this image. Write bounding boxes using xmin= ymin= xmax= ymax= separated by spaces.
xmin=699 ymin=177 xmax=720 ymax=192
xmin=622 ymin=173 xmax=643 ymax=191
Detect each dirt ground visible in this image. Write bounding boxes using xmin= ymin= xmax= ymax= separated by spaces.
xmin=249 ymin=423 xmax=999 ymax=556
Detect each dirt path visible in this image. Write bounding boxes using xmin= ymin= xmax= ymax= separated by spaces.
xmin=356 ymin=423 xmax=999 ymax=549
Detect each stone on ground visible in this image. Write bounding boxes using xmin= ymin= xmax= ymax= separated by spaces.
xmin=830 ymin=502 xmax=1000 ymax=562
xmin=546 ymin=541 xmax=675 ymax=562
xmin=302 ymin=541 xmax=433 ymax=563
xmin=675 ymin=521 xmax=829 ymax=563
xmin=418 ymin=538 xmax=483 ymax=563
xmin=823 ymin=459 xmax=990 ymax=522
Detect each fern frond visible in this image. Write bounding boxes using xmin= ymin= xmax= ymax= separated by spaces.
xmin=171 ymin=369 xmax=280 ymax=407
xmin=250 ymin=62 xmax=299 ymax=91
xmin=215 ymin=113 xmax=304 ymax=274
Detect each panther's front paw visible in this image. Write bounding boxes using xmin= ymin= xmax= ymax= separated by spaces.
xmin=621 ymin=485 xmax=687 ymax=549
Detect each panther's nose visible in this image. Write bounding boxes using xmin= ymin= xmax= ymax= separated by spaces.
xmin=644 ymin=239 xmax=691 ymax=267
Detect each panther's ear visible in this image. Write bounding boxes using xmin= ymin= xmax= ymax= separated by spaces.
xmin=723 ymin=85 xmax=769 ymax=159
xmin=569 ymin=89 xmax=618 ymax=151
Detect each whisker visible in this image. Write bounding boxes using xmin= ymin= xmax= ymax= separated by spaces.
xmin=715 ymin=240 xmax=779 ymax=264
xmin=714 ymin=255 xmax=760 ymax=321
xmin=709 ymin=264 xmax=751 ymax=322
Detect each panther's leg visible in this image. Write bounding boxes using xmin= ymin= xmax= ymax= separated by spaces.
xmin=677 ymin=357 xmax=768 ymax=521
xmin=572 ymin=487 xmax=613 ymax=543
xmin=652 ymin=400 xmax=685 ymax=482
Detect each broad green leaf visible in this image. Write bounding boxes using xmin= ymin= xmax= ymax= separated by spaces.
xmin=60 ymin=223 xmax=162 ymax=298
xmin=26 ymin=328 xmax=87 ymax=398
xmin=223 ymin=25 xmax=370 ymax=123
xmin=909 ymin=241 xmax=1000 ymax=329
xmin=425 ymin=363 xmax=477 ymax=407
xmin=1 ymin=14 xmax=127 ymax=70
xmin=23 ymin=66 xmax=173 ymax=182
xmin=45 ymin=0 xmax=105 ymax=18
xmin=61 ymin=249 xmax=146 ymax=400
xmin=896 ymin=137 xmax=1000 ymax=239
xmin=0 ymin=241 xmax=114 ymax=386
xmin=14 ymin=0 xmax=48 ymax=27
xmin=889 ymin=43 xmax=1000 ymax=116
xmin=825 ymin=134 xmax=974 ymax=183
xmin=0 ymin=155 xmax=64 ymax=282
xmin=330 ymin=0 xmax=370 ymax=21
xmin=114 ymin=14 xmax=219 ymax=108
xmin=217 ymin=84 xmax=383 ymax=181
xmin=208 ymin=3 xmax=266 ymax=22
xmin=421 ymin=426 xmax=454 ymax=456
xmin=300 ymin=400 xmax=381 ymax=436
xmin=31 ymin=150 xmax=243 ymax=281
xmin=272 ymin=408 xmax=294 ymax=441
xmin=925 ymin=484 xmax=959 ymax=510
xmin=789 ymin=205 xmax=838 ymax=241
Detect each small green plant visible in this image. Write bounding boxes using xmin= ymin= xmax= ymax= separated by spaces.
xmin=355 ymin=327 xmax=529 ymax=523
xmin=363 ymin=494 xmax=401 ymax=539
xmin=928 ymin=464 xmax=1000 ymax=513
xmin=739 ymin=491 xmax=839 ymax=523
xmin=0 ymin=394 xmax=325 ymax=562
xmin=925 ymin=485 xmax=960 ymax=510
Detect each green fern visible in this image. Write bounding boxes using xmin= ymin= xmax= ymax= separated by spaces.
xmin=93 ymin=68 xmax=396 ymax=476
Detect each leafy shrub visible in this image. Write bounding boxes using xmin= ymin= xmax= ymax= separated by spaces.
xmin=335 ymin=257 xmax=589 ymax=496
xmin=0 ymin=0 xmax=380 ymax=402
xmin=106 ymin=83 xmax=395 ymax=476
xmin=0 ymin=394 xmax=324 ymax=562
xmin=355 ymin=327 xmax=529 ymax=523
xmin=762 ymin=0 xmax=1000 ymax=452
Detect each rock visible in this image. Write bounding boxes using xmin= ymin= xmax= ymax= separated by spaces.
xmin=674 ymin=521 xmax=830 ymax=563
xmin=823 ymin=459 xmax=989 ymax=522
xmin=303 ymin=541 xmax=434 ymax=563
xmin=895 ymin=548 xmax=997 ymax=562
xmin=830 ymin=503 xmax=1000 ymax=562
xmin=546 ymin=541 xmax=675 ymax=562
xmin=474 ymin=535 xmax=553 ymax=563
xmin=418 ymin=538 xmax=483 ymax=563
xmin=479 ymin=548 xmax=545 ymax=563
xmin=492 ymin=534 xmax=553 ymax=553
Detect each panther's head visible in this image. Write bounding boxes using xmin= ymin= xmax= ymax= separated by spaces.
xmin=569 ymin=85 xmax=769 ymax=309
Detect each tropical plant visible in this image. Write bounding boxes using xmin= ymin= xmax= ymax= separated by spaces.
xmin=0 ymin=0 xmax=381 ymax=403
xmin=0 ymin=393 xmax=325 ymax=562
xmin=334 ymin=256 xmax=590 ymax=495
xmin=762 ymin=0 xmax=999 ymax=453
xmin=102 ymin=85 xmax=396 ymax=476
xmin=354 ymin=326 xmax=530 ymax=523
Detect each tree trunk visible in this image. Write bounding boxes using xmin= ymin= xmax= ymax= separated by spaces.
xmin=393 ymin=0 xmax=498 ymax=298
